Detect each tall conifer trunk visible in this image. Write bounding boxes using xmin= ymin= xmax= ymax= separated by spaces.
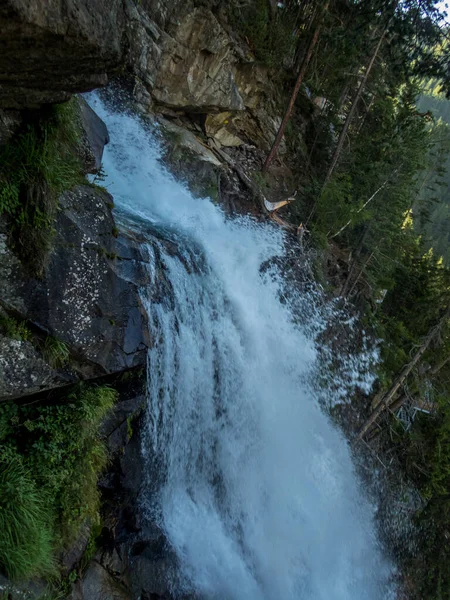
xmin=321 ymin=25 xmax=388 ymax=191
xmin=262 ymin=0 xmax=330 ymax=172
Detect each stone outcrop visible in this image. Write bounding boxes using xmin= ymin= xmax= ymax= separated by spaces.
xmin=136 ymin=7 xmax=245 ymax=112
xmin=124 ymin=1 xmax=283 ymax=151
xmin=0 ymin=0 xmax=125 ymax=109
xmin=0 ymin=0 xmax=287 ymax=152
xmin=0 ymin=99 xmax=150 ymax=401
xmin=71 ymin=394 xmax=191 ymax=600
xmin=0 ymin=184 xmax=150 ymax=400
xmin=78 ymin=97 xmax=111 ymax=173
xmin=0 ymin=328 xmax=63 ymax=401
xmin=125 ymin=3 xmax=243 ymax=113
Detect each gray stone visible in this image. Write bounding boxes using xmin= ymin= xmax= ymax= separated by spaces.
xmin=0 ymin=334 xmax=64 ymax=404
xmin=78 ymin=96 xmax=110 ymax=173
xmin=101 ymin=394 xmax=146 ymax=455
xmin=101 ymin=395 xmax=146 ymax=439
xmin=41 ymin=186 xmax=150 ymax=374
xmin=159 ymin=118 xmax=221 ymax=166
xmin=205 ymin=112 xmax=245 ymax=147
xmin=0 ymin=185 xmax=150 ymax=400
xmin=126 ymin=6 xmax=245 ymax=113
xmin=131 ymin=555 xmax=179 ymax=599
xmin=61 ymin=521 xmax=91 ymax=574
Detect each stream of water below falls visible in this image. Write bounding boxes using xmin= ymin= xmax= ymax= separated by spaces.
xmin=88 ymin=92 xmax=395 ymax=600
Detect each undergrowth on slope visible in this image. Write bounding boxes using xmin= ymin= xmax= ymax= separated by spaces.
xmin=0 ymin=313 xmax=32 ymax=342
xmin=0 ymin=384 xmax=117 ymax=580
xmin=390 ymin=400 xmax=450 ymax=599
xmin=0 ymin=99 xmax=84 ymax=276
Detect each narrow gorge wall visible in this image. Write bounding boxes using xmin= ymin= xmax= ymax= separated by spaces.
xmin=0 ymin=0 xmax=298 ymax=401
xmin=0 ymin=2 xmax=303 ymax=598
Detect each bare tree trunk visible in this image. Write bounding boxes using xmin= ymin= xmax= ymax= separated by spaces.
xmin=262 ymin=0 xmax=330 ymax=173
xmin=339 ymin=228 xmax=369 ymax=296
xmin=336 ymin=83 xmax=350 ymax=117
xmin=329 ymin=176 xmax=391 ymax=239
xmin=358 ymin=309 xmax=450 ymax=440
xmin=321 ymin=26 xmax=388 ymax=191
xmin=430 ymin=355 xmax=450 ymax=376
xmin=346 ymin=251 xmax=374 ymax=297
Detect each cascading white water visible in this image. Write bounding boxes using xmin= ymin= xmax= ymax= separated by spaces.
xmin=88 ymin=92 xmax=395 ymax=600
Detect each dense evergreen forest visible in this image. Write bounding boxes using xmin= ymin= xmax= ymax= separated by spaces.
xmin=233 ymin=0 xmax=450 ymax=597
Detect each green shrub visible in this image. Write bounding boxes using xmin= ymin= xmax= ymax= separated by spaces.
xmin=391 ymin=399 xmax=450 ymax=599
xmin=0 ymin=99 xmax=84 ymax=276
xmin=0 ymin=384 xmax=118 ymax=579
xmin=42 ymin=337 xmax=70 ymax=369
xmin=0 ymin=456 xmax=55 ymax=580
xmin=20 ymin=385 xmax=117 ymax=544
xmin=0 ymin=314 xmax=31 ymax=342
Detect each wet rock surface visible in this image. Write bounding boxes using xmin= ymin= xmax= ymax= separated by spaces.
xmin=70 ymin=560 xmax=133 ymax=600
xmin=89 ymin=403 xmax=194 ymax=600
xmin=78 ymin=96 xmax=111 ymax=173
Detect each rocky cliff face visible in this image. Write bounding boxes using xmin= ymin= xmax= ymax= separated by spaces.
xmin=125 ymin=0 xmax=282 ymax=151
xmin=0 ymin=0 xmax=284 ymax=149
xmin=0 ymin=97 xmax=150 ymax=401
xmin=0 ymin=1 xmax=296 ymax=598
xmin=0 ymin=0 xmax=125 ymax=108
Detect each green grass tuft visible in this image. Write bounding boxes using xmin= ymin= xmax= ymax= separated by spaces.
xmin=42 ymin=337 xmax=70 ymax=369
xmin=0 ymin=457 xmax=55 ymax=580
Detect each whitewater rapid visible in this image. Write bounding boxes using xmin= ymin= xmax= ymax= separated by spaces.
xmin=88 ymin=92 xmax=394 ymax=600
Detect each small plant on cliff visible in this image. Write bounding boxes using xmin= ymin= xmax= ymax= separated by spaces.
xmin=0 ymin=98 xmax=84 ymax=276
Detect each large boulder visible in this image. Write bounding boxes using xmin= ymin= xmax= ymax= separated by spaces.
xmin=126 ymin=4 xmax=245 ymax=113
xmin=0 ymin=185 xmax=150 ymax=400
xmin=0 ymin=0 xmax=126 ymax=109
xmin=78 ymin=96 xmax=110 ymax=173
xmin=124 ymin=2 xmax=284 ymax=152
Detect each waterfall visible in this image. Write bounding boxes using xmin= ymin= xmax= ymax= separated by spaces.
xmin=88 ymin=92 xmax=395 ymax=600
